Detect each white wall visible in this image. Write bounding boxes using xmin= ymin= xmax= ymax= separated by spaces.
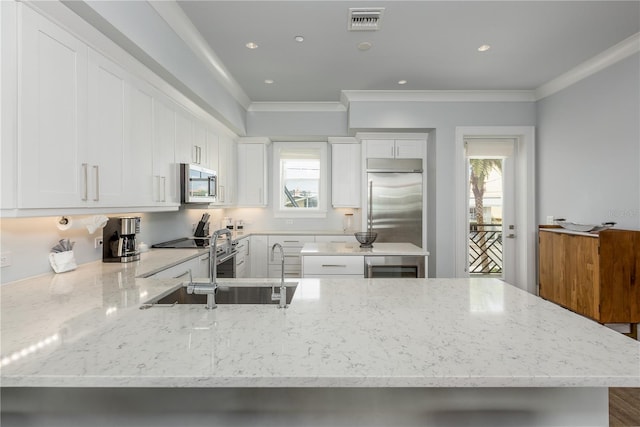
xmin=350 ymin=101 xmax=537 ymax=278
xmin=536 ymin=53 xmax=640 ymax=229
xmin=0 ymin=208 xmax=226 ymax=284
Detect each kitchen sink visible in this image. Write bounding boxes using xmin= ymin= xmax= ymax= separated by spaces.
xmin=147 ymin=283 xmax=297 ymax=306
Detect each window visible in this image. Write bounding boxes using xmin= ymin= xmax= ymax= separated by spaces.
xmin=272 ymin=142 xmax=327 ymax=218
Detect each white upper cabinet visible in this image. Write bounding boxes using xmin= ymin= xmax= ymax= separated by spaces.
xmin=330 ymin=142 xmax=361 ymax=208
xmin=364 ymin=139 xmax=424 ymax=159
xmin=128 ymin=82 xmax=155 ymax=207
xmin=18 ymin=5 xmax=88 ymax=208
xmin=175 ymin=109 xmax=211 ymax=168
xmin=87 ymin=48 xmax=129 ymax=206
xmin=236 ymin=140 xmax=268 ymax=206
xmin=192 ymin=121 xmax=208 ymax=167
xmin=216 ymin=134 xmax=235 ymax=206
xmin=153 ymin=98 xmax=178 ymax=205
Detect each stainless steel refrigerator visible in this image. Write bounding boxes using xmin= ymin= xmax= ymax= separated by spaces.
xmin=366 ymin=158 xmax=423 ymax=248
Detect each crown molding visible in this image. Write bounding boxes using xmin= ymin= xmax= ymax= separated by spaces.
xmin=148 ymin=1 xmax=251 ymax=109
xmin=247 ymin=102 xmax=347 ymax=113
xmin=535 ymin=32 xmax=640 ymax=101
xmin=341 ymin=90 xmax=536 ymax=104
xmin=236 ymin=137 xmax=272 ymax=145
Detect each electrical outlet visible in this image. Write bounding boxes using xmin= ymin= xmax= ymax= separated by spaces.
xmin=286 ymin=219 xmax=294 ymax=225
xmin=94 ymin=238 xmax=104 ymax=249
xmin=546 ymin=216 xmax=555 ymax=225
xmin=0 ymin=251 xmax=12 ymax=267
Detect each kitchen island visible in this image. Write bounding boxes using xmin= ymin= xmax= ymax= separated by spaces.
xmin=1 ymin=251 xmax=639 ymax=426
xmin=300 ymin=242 xmax=429 ymax=277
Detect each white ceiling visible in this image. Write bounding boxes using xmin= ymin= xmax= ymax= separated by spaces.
xmin=177 ymin=1 xmax=640 ymax=103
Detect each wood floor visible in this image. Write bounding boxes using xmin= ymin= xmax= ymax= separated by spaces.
xmin=610 ymin=388 xmax=640 ymax=426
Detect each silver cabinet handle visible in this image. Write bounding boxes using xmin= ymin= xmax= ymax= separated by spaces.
xmin=154 ymin=176 xmax=160 ymax=202
xmin=219 ymin=185 xmax=225 ymax=203
xmin=322 ymin=264 xmax=347 ymax=268
xmin=93 ymin=165 xmax=99 ymax=201
xmin=236 ymin=259 xmax=245 ymax=266
xmin=506 ymin=234 xmax=516 ymax=239
xmin=283 ymin=241 xmax=300 ymax=243
xmin=161 ymin=176 xmax=166 ymax=202
xmin=81 ymin=163 xmax=88 ymax=201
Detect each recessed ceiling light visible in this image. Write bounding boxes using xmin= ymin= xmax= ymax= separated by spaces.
xmin=398 ymin=80 xmax=407 ymax=85
xmin=264 ymin=79 xmax=274 ymax=84
xmin=357 ymin=41 xmax=372 ymax=51
xmin=294 ymin=35 xmax=305 ymax=43
xmin=477 ymin=44 xmax=491 ymax=52
xmin=246 ymin=42 xmax=259 ymax=49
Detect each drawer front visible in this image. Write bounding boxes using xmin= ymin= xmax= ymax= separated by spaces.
xmin=268 ymin=235 xmax=315 ymax=248
xmin=268 ymin=265 xmax=301 ymax=278
xmin=303 ymin=256 xmax=363 ymax=276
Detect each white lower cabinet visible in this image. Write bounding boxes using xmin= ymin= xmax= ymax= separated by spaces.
xmin=302 ymin=256 xmax=364 ymax=278
xmin=234 ymin=238 xmax=250 ymax=278
xmin=249 ymin=235 xmax=268 ymax=278
xmin=267 ymin=235 xmax=314 ymax=279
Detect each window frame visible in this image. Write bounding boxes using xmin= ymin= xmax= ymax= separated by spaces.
xmin=272 ymin=141 xmax=328 ymax=218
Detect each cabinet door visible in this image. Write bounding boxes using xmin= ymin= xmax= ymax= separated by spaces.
xmin=174 ymin=108 xmax=193 ymax=164
xmin=567 ymin=235 xmax=599 ymax=320
xmin=194 ymin=253 xmax=210 ymax=279
xmin=217 ymin=135 xmax=236 ymax=205
xmin=249 ymin=235 xmax=268 ymax=278
xmin=192 ymin=120 xmax=207 ymax=167
xmin=538 ymin=231 xmax=569 ymax=307
xmin=331 ymin=144 xmax=361 ymax=207
xmin=365 ymin=140 xmax=395 ymax=158
xmin=87 ymin=49 xmax=127 ymax=205
xmin=395 ymin=139 xmax=424 ymax=159
xmin=128 ymin=83 xmax=155 ymax=206
xmin=18 ymin=5 xmax=88 ymax=208
xmin=237 ymin=143 xmax=267 ymax=206
xmin=599 ymin=230 xmax=640 ymax=323
xmin=153 ymin=98 xmax=177 ymax=204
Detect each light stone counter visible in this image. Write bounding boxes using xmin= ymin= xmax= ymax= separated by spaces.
xmin=3 ymin=258 xmax=640 ymax=426
xmin=300 ymin=242 xmax=429 ymax=256
xmin=1 ymin=269 xmax=638 ymax=388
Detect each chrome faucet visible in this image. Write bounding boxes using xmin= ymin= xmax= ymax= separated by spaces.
xmin=187 ymin=228 xmax=232 ymax=309
xmin=270 ymin=243 xmax=287 ymax=308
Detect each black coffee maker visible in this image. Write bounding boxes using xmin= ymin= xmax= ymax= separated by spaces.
xmin=103 ymin=217 xmax=141 ymax=263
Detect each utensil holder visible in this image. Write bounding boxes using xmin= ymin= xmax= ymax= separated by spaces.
xmin=49 ymin=250 xmax=77 ymax=273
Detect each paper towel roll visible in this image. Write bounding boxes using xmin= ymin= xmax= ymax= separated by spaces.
xmin=56 ymin=216 xmax=75 ymax=231
xmin=82 ymin=215 xmax=108 ymax=234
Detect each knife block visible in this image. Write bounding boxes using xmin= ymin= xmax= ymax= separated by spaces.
xmin=194 ymin=221 xmax=209 ymax=237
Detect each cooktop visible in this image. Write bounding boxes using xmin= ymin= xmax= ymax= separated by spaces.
xmin=152 ymin=238 xmax=210 ymax=249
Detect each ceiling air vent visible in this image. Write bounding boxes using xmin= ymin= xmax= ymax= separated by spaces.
xmin=348 ymin=8 xmax=385 ymax=31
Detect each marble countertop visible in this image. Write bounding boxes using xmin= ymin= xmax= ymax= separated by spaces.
xmin=1 ymin=252 xmax=639 ymax=389
xmin=300 ymin=242 xmax=429 ymax=256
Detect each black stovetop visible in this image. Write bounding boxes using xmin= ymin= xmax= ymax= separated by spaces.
xmin=151 ymin=237 xmax=210 ymax=249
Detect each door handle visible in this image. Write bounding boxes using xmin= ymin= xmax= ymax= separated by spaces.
xmin=93 ymin=165 xmax=100 ymax=201
xmin=81 ymin=163 xmax=88 ymax=201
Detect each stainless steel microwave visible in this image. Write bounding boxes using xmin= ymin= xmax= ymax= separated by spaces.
xmin=180 ymin=163 xmax=217 ymax=204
